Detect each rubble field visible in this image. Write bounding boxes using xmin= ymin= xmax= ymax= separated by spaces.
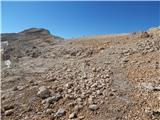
xmin=1 ymin=27 xmax=160 ymax=120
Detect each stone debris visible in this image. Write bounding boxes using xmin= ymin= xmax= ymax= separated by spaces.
xmin=1 ymin=27 xmax=160 ymax=120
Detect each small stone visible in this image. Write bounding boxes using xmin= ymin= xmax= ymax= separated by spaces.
xmin=111 ymin=88 xmax=117 ymax=92
xmin=13 ymin=86 xmax=18 ymax=91
xmin=82 ymin=74 xmax=87 ymax=79
xmin=76 ymin=98 xmax=82 ymax=103
xmin=89 ymin=104 xmax=98 ymax=111
xmin=65 ymin=82 xmax=73 ymax=89
xmin=92 ymin=67 xmax=96 ymax=72
xmin=69 ymin=112 xmax=77 ymax=119
xmin=37 ymin=112 xmax=42 ymax=115
xmin=152 ymin=109 xmax=160 ymax=118
xmin=55 ymin=108 xmax=66 ymax=117
xmin=96 ymin=90 xmax=102 ymax=95
xmin=153 ymin=86 xmax=160 ymax=91
xmin=44 ymin=103 xmax=50 ymax=109
xmin=42 ymin=100 xmax=46 ymax=104
xmin=37 ymin=86 xmax=51 ymax=99
xmin=48 ymin=78 xmax=56 ymax=82
xmin=45 ymin=94 xmax=62 ymax=104
xmin=46 ymin=109 xmax=53 ymax=114
xmin=57 ymin=87 xmax=63 ymax=92
xmin=31 ymin=82 xmax=38 ymax=86
xmin=141 ymin=82 xmax=154 ymax=91
xmin=3 ymin=105 xmax=14 ymax=111
xmin=68 ymin=89 xmax=72 ymax=93
xmin=29 ymin=80 xmax=34 ymax=83
xmin=68 ymin=102 xmax=76 ymax=107
xmin=79 ymin=116 xmax=85 ymax=120
xmin=88 ymin=96 xmax=94 ymax=104
xmin=5 ymin=109 xmax=14 ymax=116
xmin=91 ymin=83 xmax=97 ymax=88
xmin=17 ymin=86 xmax=26 ymax=91
xmin=74 ymin=105 xmax=83 ymax=113
xmin=27 ymin=106 xmax=33 ymax=112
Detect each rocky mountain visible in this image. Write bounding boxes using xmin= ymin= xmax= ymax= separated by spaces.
xmin=1 ymin=27 xmax=160 ymax=120
xmin=1 ymin=28 xmax=64 ymax=61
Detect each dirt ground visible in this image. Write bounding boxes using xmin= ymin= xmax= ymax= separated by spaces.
xmin=1 ymin=27 xmax=160 ymax=120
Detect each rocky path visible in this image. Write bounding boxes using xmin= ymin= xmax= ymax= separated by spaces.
xmin=1 ymin=27 xmax=160 ymax=120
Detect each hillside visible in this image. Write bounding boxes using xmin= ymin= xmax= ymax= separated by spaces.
xmin=1 ymin=27 xmax=160 ymax=120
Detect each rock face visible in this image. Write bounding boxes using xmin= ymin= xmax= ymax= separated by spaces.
xmin=1 ymin=27 xmax=160 ymax=120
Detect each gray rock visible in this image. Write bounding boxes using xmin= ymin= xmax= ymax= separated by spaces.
xmin=37 ymin=86 xmax=51 ymax=99
xmin=45 ymin=94 xmax=62 ymax=104
xmin=55 ymin=108 xmax=66 ymax=117
xmin=5 ymin=109 xmax=14 ymax=116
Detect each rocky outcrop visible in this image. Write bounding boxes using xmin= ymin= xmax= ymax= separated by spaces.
xmin=20 ymin=28 xmax=51 ymax=35
xmin=1 ymin=28 xmax=64 ymax=61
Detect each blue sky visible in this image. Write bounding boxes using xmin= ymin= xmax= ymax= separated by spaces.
xmin=2 ymin=1 xmax=160 ymax=38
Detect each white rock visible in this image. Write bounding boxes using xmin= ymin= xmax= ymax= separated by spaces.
xmin=89 ymin=104 xmax=98 ymax=111
xmin=4 ymin=60 xmax=11 ymax=68
xmin=69 ymin=112 xmax=77 ymax=119
xmin=141 ymin=82 xmax=154 ymax=91
xmin=79 ymin=116 xmax=85 ymax=119
xmin=65 ymin=82 xmax=73 ymax=89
